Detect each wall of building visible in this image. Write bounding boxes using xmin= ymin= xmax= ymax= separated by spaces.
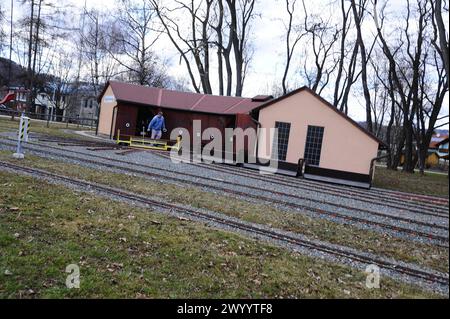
xmin=78 ymin=97 xmax=99 ymax=124
xmin=98 ymin=85 xmax=117 ymax=136
xmin=257 ymin=90 xmax=379 ymax=175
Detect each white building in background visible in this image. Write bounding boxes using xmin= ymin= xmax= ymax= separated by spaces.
xmin=35 ymin=91 xmax=58 ymax=119
xmin=63 ymin=84 xmax=100 ymax=125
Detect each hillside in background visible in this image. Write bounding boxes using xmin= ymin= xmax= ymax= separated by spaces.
xmin=0 ymin=57 xmax=28 ymax=88
xmin=0 ymin=57 xmax=55 ymax=92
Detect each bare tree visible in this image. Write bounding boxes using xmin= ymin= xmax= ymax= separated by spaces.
xmin=414 ymin=34 xmax=449 ymax=174
xmin=330 ymin=0 xmax=364 ymax=114
xmin=350 ymin=0 xmax=373 ymax=133
xmin=333 ymin=0 xmax=352 ymax=108
xmin=432 ymin=0 xmax=449 ymax=89
xmin=150 ymin=0 xmax=211 ymax=93
xmin=110 ymin=0 xmax=168 ymax=87
xmin=81 ymin=9 xmax=119 ymax=96
xmin=226 ymin=0 xmax=256 ymax=96
xmin=0 ymin=4 xmax=6 ymax=54
xmin=151 ymin=0 xmax=256 ymax=96
xmin=369 ymin=61 xmax=388 ymax=137
xmin=49 ymin=47 xmax=75 ymax=118
xmin=211 ymin=0 xmax=225 ymax=95
xmin=28 ymin=0 xmax=43 ymax=111
xmin=300 ymin=0 xmax=340 ymax=95
xmin=24 ymin=0 xmax=36 ymax=111
xmin=16 ymin=0 xmax=63 ymax=111
xmin=282 ymin=0 xmax=305 ymax=95
xmin=374 ymin=0 xmax=448 ymax=173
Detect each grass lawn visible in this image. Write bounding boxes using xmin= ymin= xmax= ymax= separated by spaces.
xmin=0 ymin=170 xmax=440 ymax=298
xmin=0 ymin=117 xmax=94 ymax=139
xmin=373 ymin=166 xmax=449 ymax=198
xmin=0 ymin=151 xmax=447 ymax=274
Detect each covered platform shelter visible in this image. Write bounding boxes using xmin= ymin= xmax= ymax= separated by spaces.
xmin=97 ymin=81 xmax=272 ymax=156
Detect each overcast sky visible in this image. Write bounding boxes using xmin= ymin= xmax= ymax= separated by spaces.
xmin=2 ymin=0 xmax=449 ymax=125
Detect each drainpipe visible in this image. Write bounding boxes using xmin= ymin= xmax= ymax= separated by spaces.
xmin=369 ymin=154 xmax=389 ymax=188
xmin=109 ymin=105 xmax=118 ymax=140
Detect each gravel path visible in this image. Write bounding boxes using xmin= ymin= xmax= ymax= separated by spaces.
xmin=1 ymin=161 xmax=448 ymax=296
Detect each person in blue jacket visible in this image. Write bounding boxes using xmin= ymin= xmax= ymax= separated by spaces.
xmin=147 ymin=111 xmax=167 ymax=140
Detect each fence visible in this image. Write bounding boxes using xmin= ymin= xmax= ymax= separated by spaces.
xmin=0 ymin=108 xmax=98 ymax=130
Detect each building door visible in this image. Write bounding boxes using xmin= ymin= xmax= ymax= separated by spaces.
xmin=116 ymin=104 xmax=138 ymax=136
xmin=136 ymin=107 xmax=155 ymax=136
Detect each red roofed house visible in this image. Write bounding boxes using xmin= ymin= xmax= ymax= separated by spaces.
xmin=97 ymin=81 xmax=272 ymax=158
xmin=97 ymin=81 xmax=384 ymax=188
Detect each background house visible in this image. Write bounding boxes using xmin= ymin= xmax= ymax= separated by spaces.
xmin=436 ymin=138 xmax=449 ymax=169
xmin=398 ymin=133 xmax=449 ymax=169
xmin=1 ymin=81 xmax=99 ymax=126
xmin=63 ymin=83 xmax=100 ymax=125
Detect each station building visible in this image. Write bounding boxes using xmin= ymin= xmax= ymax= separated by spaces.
xmin=97 ymin=81 xmax=271 ymax=159
xmin=97 ymin=81 xmax=383 ymax=188
xmin=252 ymin=87 xmax=383 ymax=187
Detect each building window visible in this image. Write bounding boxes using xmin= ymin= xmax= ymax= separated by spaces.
xmin=272 ymin=121 xmax=291 ymax=161
xmin=304 ymin=126 xmax=324 ymax=166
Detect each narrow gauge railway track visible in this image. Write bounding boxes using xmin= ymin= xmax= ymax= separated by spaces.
xmin=34 ymin=138 xmax=449 ymax=218
xmin=164 ymin=152 xmax=450 ymax=208
xmin=197 ymin=154 xmax=450 ymax=206
xmin=1 ymin=138 xmax=448 ymax=244
xmin=37 ymin=137 xmax=119 ymax=148
xmin=211 ymin=160 xmax=449 ymax=207
xmin=0 ymin=160 xmax=448 ymax=289
xmin=10 ymin=132 xmax=448 ymax=209
xmin=2 ymin=137 xmax=448 ymax=227
xmin=151 ymin=150 xmax=449 ymax=216
xmin=1 ymin=133 xmax=447 ymax=213
xmin=1 ymin=135 xmax=448 ymax=217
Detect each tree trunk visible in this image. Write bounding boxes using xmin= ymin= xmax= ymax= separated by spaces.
xmin=26 ymin=0 xmax=35 ymax=112
xmin=403 ymin=119 xmax=414 ymax=173
xmin=215 ymin=0 xmax=225 ymax=96
xmin=434 ymin=0 xmax=449 ymax=89
xmin=350 ymin=0 xmax=372 ymax=133
xmin=30 ymin=0 xmax=43 ymax=114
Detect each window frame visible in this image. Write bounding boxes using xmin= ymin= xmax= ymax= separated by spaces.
xmin=272 ymin=121 xmax=291 ymax=162
xmin=303 ymin=125 xmax=325 ymax=166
